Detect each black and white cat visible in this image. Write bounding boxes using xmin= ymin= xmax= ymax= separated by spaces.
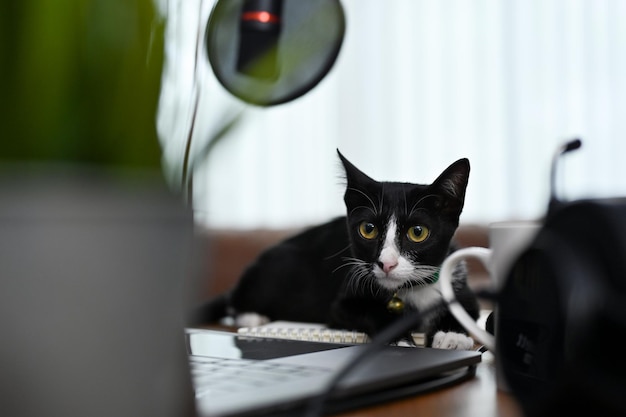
xmin=193 ymin=150 xmax=480 ymax=349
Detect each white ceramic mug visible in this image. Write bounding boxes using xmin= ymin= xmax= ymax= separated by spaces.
xmin=439 ymin=221 xmax=541 ymax=352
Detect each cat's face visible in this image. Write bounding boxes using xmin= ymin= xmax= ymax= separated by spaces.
xmin=338 ymin=150 xmax=470 ymax=292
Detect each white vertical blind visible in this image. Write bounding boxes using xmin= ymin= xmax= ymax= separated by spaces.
xmin=158 ymin=0 xmax=626 ymax=230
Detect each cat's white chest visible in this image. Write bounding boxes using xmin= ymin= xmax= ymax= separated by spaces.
xmin=399 ymin=283 xmax=443 ymax=317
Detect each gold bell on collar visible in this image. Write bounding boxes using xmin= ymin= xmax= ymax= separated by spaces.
xmin=387 ymin=293 xmax=404 ymax=314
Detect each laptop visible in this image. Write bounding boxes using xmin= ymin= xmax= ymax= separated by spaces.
xmin=187 ymin=328 xmax=480 ymax=416
xmin=0 ymin=170 xmax=481 ymax=417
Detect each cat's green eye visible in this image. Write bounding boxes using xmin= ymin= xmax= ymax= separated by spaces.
xmin=358 ymin=222 xmax=379 ymax=240
xmin=407 ymin=225 xmax=429 ymax=243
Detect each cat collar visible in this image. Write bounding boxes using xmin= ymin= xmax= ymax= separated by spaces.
xmin=387 ymin=269 xmax=440 ymax=314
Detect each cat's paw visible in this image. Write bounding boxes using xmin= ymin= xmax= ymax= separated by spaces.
xmin=432 ymin=331 xmax=474 ymax=350
xmin=235 ymin=312 xmax=271 ymax=327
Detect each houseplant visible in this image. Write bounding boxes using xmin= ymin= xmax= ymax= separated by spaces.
xmin=0 ymin=0 xmax=165 ymax=172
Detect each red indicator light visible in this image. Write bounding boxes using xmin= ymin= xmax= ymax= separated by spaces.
xmin=241 ymin=11 xmax=280 ymax=24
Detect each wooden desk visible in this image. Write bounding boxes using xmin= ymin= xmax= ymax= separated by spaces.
xmin=336 ymin=351 xmax=523 ymax=417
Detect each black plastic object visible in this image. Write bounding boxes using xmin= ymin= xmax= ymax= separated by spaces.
xmin=498 ymin=198 xmax=626 ymax=416
xmin=206 ymin=0 xmax=345 ymax=106
xmin=236 ymin=0 xmax=284 ymax=80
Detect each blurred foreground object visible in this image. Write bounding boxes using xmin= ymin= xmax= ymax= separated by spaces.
xmin=499 ymin=198 xmax=626 ymax=416
xmin=0 ymin=0 xmax=164 ymax=170
xmin=0 ymin=169 xmax=197 ymax=417
xmin=0 ymin=3 xmax=199 ymax=416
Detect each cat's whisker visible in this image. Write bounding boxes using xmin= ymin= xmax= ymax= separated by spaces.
xmin=336 ymin=264 xmax=364 ymax=291
xmin=338 ymin=257 xmax=374 ymax=293
xmin=348 ymin=266 xmax=379 ymax=296
xmin=346 ymin=187 xmax=379 ymax=215
xmin=402 ymin=184 xmax=409 ymax=218
xmin=325 ymin=244 xmax=352 ymax=261
xmin=401 ymin=265 xmax=442 ymax=290
xmin=408 ymin=193 xmax=439 ymax=218
xmin=405 ymin=279 xmax=419 ymax=290
xmin=349 ymin=205 xmax=376 ymax=217
xmin=334 ymin=261 xmax=362 ymax=276
xmin=338 ymin=256 xmax=365 ymax=267
xmin=361 ymin=270 xmax=375 ymax=293
xmin=350 ymin=272 xmax=368 ymax=294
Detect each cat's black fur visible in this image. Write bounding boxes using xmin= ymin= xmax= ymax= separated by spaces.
xmin=192 ymin=150 xmax=479 ymax=347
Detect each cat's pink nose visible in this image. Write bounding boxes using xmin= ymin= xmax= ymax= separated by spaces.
xmin=381 ymin=261 xmax=398 ymax=274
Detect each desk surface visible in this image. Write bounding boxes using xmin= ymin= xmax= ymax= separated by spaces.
xmin=336 ymin=351 xmax=523 ymax=417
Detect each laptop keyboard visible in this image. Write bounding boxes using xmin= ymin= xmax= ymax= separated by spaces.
xmin=189 ymin=356 xmax=331 ymax=398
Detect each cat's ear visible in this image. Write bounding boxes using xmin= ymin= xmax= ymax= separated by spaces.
xmin=430 ymin=158 xmax=470 ymax=215
xmin=337 ymin=149 xmax=380 ymax=210
xmin=337 ymin=149 xmax=377 ymax=187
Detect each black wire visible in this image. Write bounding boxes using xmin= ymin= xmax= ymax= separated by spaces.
xmin=304 ymin=288 xmax=500 ymax=417
xmin=303 ymin=299 xmax=442 ymax=417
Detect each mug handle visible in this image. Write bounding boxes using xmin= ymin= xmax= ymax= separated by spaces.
xmin=439 ymin=247 xmax=495 ymax=352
